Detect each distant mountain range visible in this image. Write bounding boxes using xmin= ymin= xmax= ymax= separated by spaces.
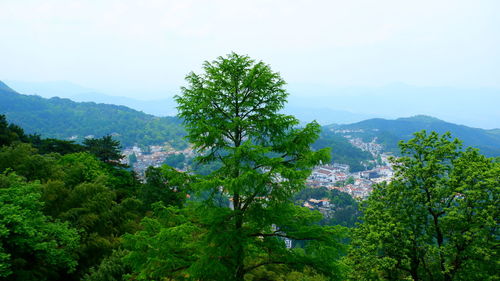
xmin=4 ymin=80 xmax=376 ymax=124
xmin=287 ymin=83 xmax=500 ymax=129
xmin=326 ymin=115 xmax=500 ymax=157
xmin=0 ymin=81 xmax=186 ymax=148
xmin=6 ymin=80 xmax=500 ymax=129
xmin=1 ymin=80 xmax=499 ymax=158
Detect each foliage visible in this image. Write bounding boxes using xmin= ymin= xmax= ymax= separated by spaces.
xmin=163 ymin=153 xmax=186 ymax=169
xmin=347 ymin=131 xmax=500 ymax=281
xmin=40 ymin=153 xmax=143 ymax=279
xmin=0 ymin=114 xmax=28 ymax=147
xmin=245 ymin=265 xmax=329 ymax=280
xmin=123 ymin=201 xmax=348 ymax=281
xmin=140 ymin=165 xmax=191 ymax=210
xmin=0 ymin=143 xmax=61 ymax=182
xmin=83 ymin=249 xmax=131 ymax=281
xmin=294 ymin=187 xmax=331 ymax=201
xmin=0 ymin=134 xmax=144 ymax=280
xmin=83 ymin=135 xmax=123 ymax=165
xmin=123 ymin=203 xmax=201 ymax=280
xmin=294 ymin=187 xmax=360 ymax=227
xmin=57 ymin=152 xmax=107 ymax=186
xmin=188 ymin=157 xmax=223 ymax=176
xmin=28 ymin=134 xmax=85 ymax=155
xmin=0 ymin=173 xmax=80 ymax=280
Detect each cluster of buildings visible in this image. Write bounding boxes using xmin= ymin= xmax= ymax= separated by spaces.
xmin=307 ymin=129 xmax=396 ymax=199
xmin=306 ymin=162 xmax=394 ymax=200
xmin=332 ymin=128 xmax=384 ymax=157
xmin=121 ymin=144 xmax=194 ymax=175
xmin=121 ymin=129 xmax=395 ymax=199
xmin=346 ymin=136 xmax=383 ymax=156
xmin=308 ymin=164 xmax=349 ymax=186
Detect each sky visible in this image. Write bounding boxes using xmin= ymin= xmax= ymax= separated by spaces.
xmin=1 ymin=0 xmax=499 ymax=127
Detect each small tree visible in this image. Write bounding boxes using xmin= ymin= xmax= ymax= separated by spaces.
xmin=348 ymin=131 xmax=499 ymax=281
xmin=0 ymin=114 xmax=28 ymax=147
xmin=83 ymin=135 xmax=123 ymax=165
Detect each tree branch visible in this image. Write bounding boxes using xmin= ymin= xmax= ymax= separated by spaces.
xmin=244 ymin=260 xmax=287 ymax=273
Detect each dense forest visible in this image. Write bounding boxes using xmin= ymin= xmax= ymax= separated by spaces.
xmin=1 ymin=54 xmax=498 ymax=280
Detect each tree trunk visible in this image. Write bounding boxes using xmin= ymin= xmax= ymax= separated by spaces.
xmin=234 ymin=194 xmax=245 ymax=281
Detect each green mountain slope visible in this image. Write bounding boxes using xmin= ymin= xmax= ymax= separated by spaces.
xmin=327 ymin=115 xmax=500 ymax=156
xmin=313 ymin=131 xmax=374 ymax=172
xmin=0 ymin=81 xmax=17 ymax=93
xmin=0 ymin=81 xmax=186 ymax=148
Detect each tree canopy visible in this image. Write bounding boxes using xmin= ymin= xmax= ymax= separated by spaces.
xmin=0 ymin=173 xmax=80 ymax=280
xmin=347 ymin=131 xmax=499 ymax=281
xmin=83 ymin=135 xmax=123 ymax=165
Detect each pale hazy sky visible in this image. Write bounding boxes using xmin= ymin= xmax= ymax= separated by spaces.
xmin=1 ymin=0 xmax=499 ymax=99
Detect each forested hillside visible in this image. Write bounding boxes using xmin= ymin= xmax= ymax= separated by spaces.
xmin=313 ymin=131 xmax=373 ymax=172
xmin=0 ymin=81 xmax=186 ymax=148
xmin=327 ymin=115 xmax=500 ymax=156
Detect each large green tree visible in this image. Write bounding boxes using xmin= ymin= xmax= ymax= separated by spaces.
xmin=124 ymin=53 xmax=345 ymax=280
xmin=347 ymin=131 xmax=499 ymax=281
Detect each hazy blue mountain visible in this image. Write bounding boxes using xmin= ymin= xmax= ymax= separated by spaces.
xmin=8 ymin=81 xmax=500 ymax=129
xmin=488 ymin=129 xmax=500 ymax=136
xmin=327 ymin=115 xmax=500 ymax=156
xmin=0 ymin=81 xmax=16 ymax=93
xmin=4 ymin=80 xmax=97 ymax=98
xmin=8 ymin=80 xmax=374 ymax=124
xmin=283 ymin=105 xmax=375 ymax=125
xmin=69 ymin=92 xmax=178 ymax=116
xmin=5 ymin=80 xmax=178 ymax=116
xmin=288 ymin=83 xmax=500 ymax=129
xmin=0 ymin=81 xmax=186 ymax=148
